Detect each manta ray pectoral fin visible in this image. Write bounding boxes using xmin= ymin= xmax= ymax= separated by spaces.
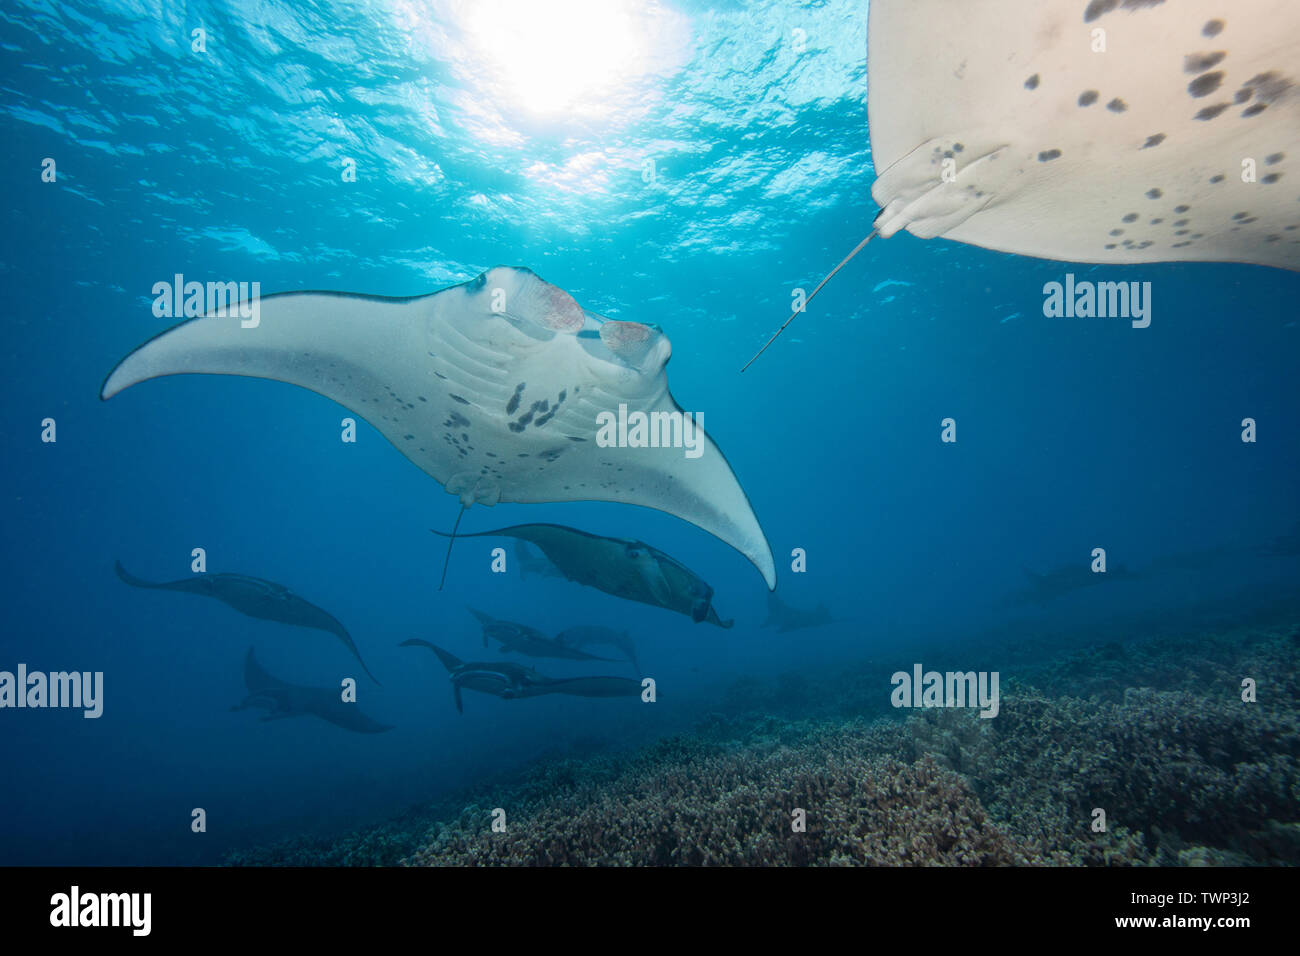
xmin=101 ymin=290 xmax=435 ymax=406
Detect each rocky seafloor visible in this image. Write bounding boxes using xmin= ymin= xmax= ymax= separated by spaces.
xmin=225 ymin=612 xmax=1300 ymax=866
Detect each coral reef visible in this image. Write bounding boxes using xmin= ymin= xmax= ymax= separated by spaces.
xmin=224 ymin=614 xmax=1300 ymax=866
xmin=406 ymin=740 xmax=1039 ymax=866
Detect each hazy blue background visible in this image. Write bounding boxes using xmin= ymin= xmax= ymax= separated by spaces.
xmin=1 ymin=0 xmax=1297 ymax=864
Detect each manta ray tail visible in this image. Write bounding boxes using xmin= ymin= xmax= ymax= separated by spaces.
xmin=436 ymin=506 xmax=465 ymax=591
xmin=114 ymin=560 xmax=163 ymax=589
xmin=399 ymin=638 xmax=462 ymax=673
xmin=741 ymin=230 xmax=877 ymax=372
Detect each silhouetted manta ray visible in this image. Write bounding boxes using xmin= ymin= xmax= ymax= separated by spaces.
xmin=1005 ymin=562 xmax=1140 ymax=606
xmin=400 ymin=639 xmax=643 ymax=714
xmin=99 ymin=266 xmax=775 ymax=589
xmin=232 ymin=648 xmax=392 ymax=734
xmin=433 ymin=523 xmax=734 ymax=627
xmin=115 ymin=560 xmax=379 ymax=683
xmin=466 ymin=607 xmax=617 ymax=661
xmin=761 ymin=593 xmax=833 ymax=633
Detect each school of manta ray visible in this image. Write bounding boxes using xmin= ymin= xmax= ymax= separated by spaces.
xmin=101 ymin=0 xmax=1297 ymax=731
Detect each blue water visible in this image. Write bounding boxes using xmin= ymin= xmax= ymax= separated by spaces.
xmin=1 ymin=0 xmax=1297 ymax=865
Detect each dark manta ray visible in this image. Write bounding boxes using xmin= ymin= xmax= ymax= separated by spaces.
xmin=232 ymin=648 xmax=392 ymax=734
xmin=1004 ymin=562 xmax=1140 ymax=606
xmin=434 ymin=523 xmax=734 ymax=627
xmin=467 ymin=607 xmax=617 ymax=662
xmin=115 ymin=560 xmax=379 ymax=683
xmin=400 ymin=639 xmax=643 ymax=713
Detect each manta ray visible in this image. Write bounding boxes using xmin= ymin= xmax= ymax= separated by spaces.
xmin=400 ymin=639 xmax=643 ymax=713
xmin=433 ymin=523 xmax=734 ymax=627
xmin=745 ymin=0 xmax=1300 ymax=368
xmin=115 ymin=561 xmax=379 ymax=683
xmin=100 ymin=266 xmax=775 ymax=590
xmin=232 ymin=648 xmax=392 ymax=733
xmin=761 ymin=593 xmax=834 ymax=633
xmin=466 ymin=607 xmax=617 ymax=661
xmin=1005 ymin=562 xmax=1140 ymax=606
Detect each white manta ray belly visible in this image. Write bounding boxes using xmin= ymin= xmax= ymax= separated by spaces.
xmin=868 ymin=0 xmax=1300 ymax=269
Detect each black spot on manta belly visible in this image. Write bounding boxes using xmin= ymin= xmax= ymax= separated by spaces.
xmin=1184 ymin=52 xmax=1226 ymax=74
xmin=1262 ymin=173 xmax=1281 ymax=184
xmin=1266 ymin=153 xmax=1285 ymax=165
xmin=1174 ymin=205 xmax=1190 ymax=213
xmin=1122 ymin=212 xmax=1138 ymax=222
xmin=1209 ymin=174 xmax=1225 ymax=183
xmin=1107 ymin=98 xmax=1128 ymax=113
xmin=1203 ymin=19 xmax=1224 ymax=37
xmin=1024 ymin=74 xmax=1040 ymax=90
xmin=1146 ymin=188 xmax=1162 ymax=199
xmin=1078 ymin=90 xmax=1099 ymax=107
xmin=449 ymin=394 xmax=470 ymax=405
xmin=1038 ymin=149 xmax=1062 ymax=162
xmin=1142 ymin=133 xmax=1166 ymax=149
xmin=1242 ymin=103 xmax=1268 ymax=117
xmin=1083 ymin=0 xmax=1116 ymax=22
xmin=1188 ymin=71 xmax=1224 ymax=97
xmin=1194 ymin=103 xmax=1230 ymax=120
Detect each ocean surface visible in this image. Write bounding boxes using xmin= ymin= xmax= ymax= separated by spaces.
xmin=1 ymin=0 xmax=1297 ymax=866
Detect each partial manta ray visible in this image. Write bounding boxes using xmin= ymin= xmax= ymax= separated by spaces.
xmin=115 ymin=560 xmax=379 ymax=683
xmin=1005 ymin=562 xmax=1140 ymax=606
xmin=433 ymin=523 xmax=734 ymax=627
xmin=761 ymin=593 xmax=834 ymax=633
xmin=232 ymin=648 xmax=392 ymax=734
xmin=466 ymin=606 xmax=617 ymax=662
xmin=100 ymin=266 xmax=775 ymax=590
xmin=516 ymin=540 xmax=564 ymax=581
xmin=400 ymin=639 xmax=643 ymax=714
xmin=744 ymin=0 xmax=1300 ymax=368
xmin=554 ymin=625 xmax=640 ymax=673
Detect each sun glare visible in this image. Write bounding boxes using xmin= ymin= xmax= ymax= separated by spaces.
xmin=461 ymin=0 xmax=650 ymax=115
